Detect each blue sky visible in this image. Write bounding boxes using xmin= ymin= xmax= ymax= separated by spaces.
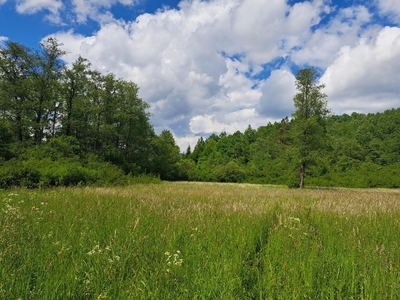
xmin=0 ymin=0 xmax=182 ymax=48
xmin=1 ymin=0 xmax=400 ymax=150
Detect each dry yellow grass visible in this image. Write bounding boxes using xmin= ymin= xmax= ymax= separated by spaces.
xmin=81 ymin=182 xmax=400 ymax=217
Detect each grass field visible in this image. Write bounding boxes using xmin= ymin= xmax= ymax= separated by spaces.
xmin=1 ymin=182 xmax=400 ymax=299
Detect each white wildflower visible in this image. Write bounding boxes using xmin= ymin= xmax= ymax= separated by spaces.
xmin=165 ymin=250 xmax=183 ymax=268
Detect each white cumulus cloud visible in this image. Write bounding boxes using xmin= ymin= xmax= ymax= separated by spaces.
xmin=291 ymin=5 xmax=376 ymax=68
xmin=16 ymin=0 xmax=63 ymax=23
xmin=72 ymin=0 xmax=138 ymax=23
xmin=189 ymin=109 xmax=259 ymax=135
xmin=258 ymin=69 xmax=296 ymax=118
xmin=321 ymin=26 xmax=400 ymax=114
xmin=39 ymin=0 xmax=400 ymax=150
xmin=377 ymin=0 xmax=400 ymax=24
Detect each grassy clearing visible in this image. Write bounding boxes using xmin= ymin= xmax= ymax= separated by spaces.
xmin=1 ymin=182 xmax=400 ymax=299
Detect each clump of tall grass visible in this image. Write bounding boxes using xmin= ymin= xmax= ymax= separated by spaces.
xmin=1 ymin=183 xmax=400 ymax=299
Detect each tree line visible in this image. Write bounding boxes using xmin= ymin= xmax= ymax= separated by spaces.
xmin=1 ymin=39 xmax=399 ymax=188
xmin=179 ymin=68 xmax=400 ymax=188
xmin=0 ymin=38 xmax=181 ymax=187
xmin=181 ymin=109 xmax=400 ymax=188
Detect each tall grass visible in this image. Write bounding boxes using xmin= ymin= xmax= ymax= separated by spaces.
xmin=1 ymin=183 xmax=400 ymax=299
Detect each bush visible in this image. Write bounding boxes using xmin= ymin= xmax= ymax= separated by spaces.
xmin=176 ymin=159 xmax=196 ymax=181
xmin=214 ymin=162 xmax=246 ymax=183
xmin=287 ymin=176 xmax=300 ymax=189
xmin=60 ymin=166 xmax=89 ymax=186
xmin=0 ymin=159 xmax=41 ymax=188
xmin=0 ymin=152 xmax=130 ymax=189
xmin=128 ymin=174 xmax=162 ymax=184
xmin=0 ymin=119 xmax=14 ymax=161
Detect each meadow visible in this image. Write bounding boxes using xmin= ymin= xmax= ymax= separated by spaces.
xmin=1 ymin=182 xmax=400 ymax=299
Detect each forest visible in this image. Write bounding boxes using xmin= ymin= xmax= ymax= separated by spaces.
xmin=1 ymin=38 xmax=400 ymax=189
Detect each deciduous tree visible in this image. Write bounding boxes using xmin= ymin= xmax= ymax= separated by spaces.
xmin=31 ymin=38 xmax=66 ymax=142
xmin=0 ymin=41 xmax=33 ymax=142
xmin=152 ymin=130 xmax=180 ymax=180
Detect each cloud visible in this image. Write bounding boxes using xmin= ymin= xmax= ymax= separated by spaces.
xmin=189 ymin=109 xmax=258 ymax=135
xmin=174 ymin=135 xmax=201 ymax=153
xmin=228 ymin=0 xmax=329 ymax=64
xmin=291 ymin=5 xmax=376 ymax=68
xmin=11 ymin=0 xmax=140 ymax=24
xmin=258 ymin=69 xmax=296 ymax=118
xmin=43 ymin=0 xmax=400 ymax=150
xmin=47 ymin=30 xmax=96 ymax=63
xmin=15 ymin=0 xmax=63 ymax=22
xmin=320 ymin=26 xmax=400 ymax=115
xmin=52 ymin=0 xmax=326 ymax=130
xmin=377 ymin=0 xmax=400 ymax=24
xmin=71 ymin=0 xmax=138 ymax=24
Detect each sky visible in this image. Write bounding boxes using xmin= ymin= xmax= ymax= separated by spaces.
xmin=1 ymin=0 xmax=400 ymax=151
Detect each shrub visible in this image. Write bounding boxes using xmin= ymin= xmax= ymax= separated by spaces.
xmin=214 ymin=161 xmax=246 ymax=183
xmin=0 ymin=159 xmax=41 ymax=188
xmin=128 ymin=174 xmax=162 ymax=184
xmin=175 ymin=159 xmax=196 ymax=181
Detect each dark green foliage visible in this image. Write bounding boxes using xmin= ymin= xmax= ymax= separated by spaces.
xmin=189 ymin=137 xmax=205 ymax=163
xmin=0 ymin=41 xmax=33 ymax=142
xmin=0 ymin=119 xmax=14 ymax=161
xmin=0 ymin=39 xmax=174 ymax=187
xmin=214 ymin=161 xmax=246 ymax=183
xmin=182 ymin=107 xmax=400 ymax=188
xmin=175 ymin=159 xmax=196 ymax=181
xmin=291 ymin=67 xmax=330 ymax=188
xmin=152 ymin=130 xmax=181 ymax=180
xmin=0 ymin=159 xmax=41 ymax=188
xmin=0 ymin=141 xmax=129 ymax=188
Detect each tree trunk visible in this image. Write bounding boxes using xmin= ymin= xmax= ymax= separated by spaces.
xmin=299 ymin=161 xmax=305 ymax=189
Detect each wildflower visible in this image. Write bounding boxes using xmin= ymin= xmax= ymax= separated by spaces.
xmin=87 ymin=244 xmax=100 ymax=255
xmin=165 ymin=252 xmax=172 ymax=261
xmin=289 ymin=217 xmax=300 ymax=223
xmin=165 ymin=250 xmax=183 ymax=268
xmin=108 ymin=255 xmax=121 ymax=263
xmin=174 ymin=260 xmax=183 ymax=266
